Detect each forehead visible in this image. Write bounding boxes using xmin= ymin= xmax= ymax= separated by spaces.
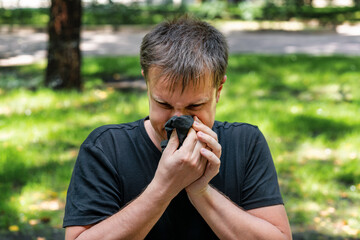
xmin=146 ymin=67 xmax=214 ymax=94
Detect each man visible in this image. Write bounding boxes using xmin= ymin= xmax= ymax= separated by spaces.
xmin=64 ymin=16 xmax=292 ymax=239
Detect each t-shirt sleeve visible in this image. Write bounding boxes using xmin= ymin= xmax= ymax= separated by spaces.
xmin=63 ymin=135 xmax=122 ymax=227
xmin=241 ymin=128 xmax=283 ymax=210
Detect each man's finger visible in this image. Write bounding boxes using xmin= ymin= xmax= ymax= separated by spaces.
xmin=200 ymin=148 xmax=221 ymax=178
xmin=164 ymin=130 xmax=179 ymax=154
xmin=180 ymin=128 xmax=197 ymax=151
xmin=201 ymin=148 xmax=220 ymax=165
xmin=193 ymin=116 xmax=218 ymax=141
xmin=197 ymin=131 xmax=221 ymax=158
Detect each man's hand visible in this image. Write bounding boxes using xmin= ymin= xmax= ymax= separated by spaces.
xmin=185 ymin=116 xmax=221 ymax=195
xmin=152 ymin=126 xmax=208 ymax=199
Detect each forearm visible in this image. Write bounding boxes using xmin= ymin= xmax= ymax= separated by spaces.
xmin=187 ymin=185 xmax=291 ymax=240
xmin=72 ymin=181 xmax=172 ymax=240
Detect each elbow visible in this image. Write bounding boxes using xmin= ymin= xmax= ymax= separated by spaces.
xmin=65 ymin=225 xmax=92 ymax=240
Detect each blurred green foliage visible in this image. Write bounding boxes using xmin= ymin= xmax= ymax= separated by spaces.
xmin=0 ymin=54 xmax=359 ymax=238
xmin=260 ymin=3 xmax=360 ymax=23
xmin=83 ymin=3 xmax=187 ymax=27
xmin=0 ymin=8 xmax=49 ymax=27
xmin=0 ymin=2 xmax=359 ymax=28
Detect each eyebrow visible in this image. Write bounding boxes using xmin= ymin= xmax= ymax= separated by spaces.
xmin=152 ymin=94 xmax=209 ymax=106
xmin=152 ymin=96 xmax=166 ymax=103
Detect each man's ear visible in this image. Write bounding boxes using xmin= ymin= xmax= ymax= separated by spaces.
xmin=142 ymin=69 xmax=149 ymax=88
xmin=216 ymin=75 xmax=227 ymax=103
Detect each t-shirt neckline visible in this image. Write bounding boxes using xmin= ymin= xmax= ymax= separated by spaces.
xmin=139 ymin=116 xmax=162 ymax=157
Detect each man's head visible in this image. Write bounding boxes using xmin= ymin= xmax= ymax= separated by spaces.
xmin=140 ymin=16 xmax=228 ymax=145
xmin=140 ymin=15 xmax=228 ymax=92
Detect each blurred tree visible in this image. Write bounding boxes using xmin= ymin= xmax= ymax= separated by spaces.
xmin=305 ymin=0 xmax=313 ymax=7
xmin=355 ymin=0 xmax=360 ymax=7
xmin=45 ymin=0 xmax=82 ymax=90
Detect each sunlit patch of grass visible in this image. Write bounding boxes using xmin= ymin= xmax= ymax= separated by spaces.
xmin=13 ymin=184 xmax=66 ymax=228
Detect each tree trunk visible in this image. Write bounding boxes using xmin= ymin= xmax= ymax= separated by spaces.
xmin=45 ymin=0 xmax=82 ymax=90
xmin=304 ymin=0 xmax=313 ymax=7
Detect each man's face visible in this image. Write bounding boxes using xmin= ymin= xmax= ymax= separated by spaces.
xmin=146 ymin=68 xmax=224 ymax=145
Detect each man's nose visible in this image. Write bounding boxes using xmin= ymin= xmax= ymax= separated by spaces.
xmin=173 ymin=109 xmax=187 ymax=117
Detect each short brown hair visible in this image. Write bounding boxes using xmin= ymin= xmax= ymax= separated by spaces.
xmin=140 ymin=15 xmax=228 ymax=92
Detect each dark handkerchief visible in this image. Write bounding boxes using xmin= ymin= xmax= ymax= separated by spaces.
xmin=160 ymin=115 xmax=194 ymax=152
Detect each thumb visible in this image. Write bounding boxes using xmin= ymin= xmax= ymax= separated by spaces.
xmin=163 ymin=130 xmax=179 ymax=154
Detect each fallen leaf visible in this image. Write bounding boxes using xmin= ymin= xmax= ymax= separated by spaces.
xmin=9 ymin=225 xmax=19 ymax=232
xmin=340 ymin=192 xmax=348 ymax=198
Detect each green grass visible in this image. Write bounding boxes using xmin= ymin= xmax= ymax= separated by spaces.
xmin=0 ymin=54 xmax=359 ymax=238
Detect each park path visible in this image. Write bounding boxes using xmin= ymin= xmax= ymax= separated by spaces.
xmin=0 ymin=23 xmax=360 ymax=66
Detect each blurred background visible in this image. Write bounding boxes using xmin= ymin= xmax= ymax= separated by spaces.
xmin=0 ymin=0 xmax=359 ymax=239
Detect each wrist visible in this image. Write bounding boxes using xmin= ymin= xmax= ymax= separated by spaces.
xmin=186 ymin=183 xmax=211 ymax=199
xmin=147 ymin=178 xmax=178 ymax=203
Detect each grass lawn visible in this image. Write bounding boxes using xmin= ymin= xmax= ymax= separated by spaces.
xmin=0 ymin=54 xmax=359 ymax=239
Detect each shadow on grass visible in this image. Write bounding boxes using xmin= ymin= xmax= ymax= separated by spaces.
xmin=274 ymin=114 xmax=357 ymax=146
xmin=228 ymin=54 xmax=359 ymax=104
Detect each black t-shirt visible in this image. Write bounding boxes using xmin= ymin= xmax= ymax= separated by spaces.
xmin=63 ymin=117 xmax=283 ymax=239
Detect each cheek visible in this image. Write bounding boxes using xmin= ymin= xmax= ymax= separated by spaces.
xmin=196 ymin=112 xmax=214 ymax=128
xmin=196 ymin=105 xmax=217 ymax=128
xmin=150 ymin=106 xmax=170 ymax=128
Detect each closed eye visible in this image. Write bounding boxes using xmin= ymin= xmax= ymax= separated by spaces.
xmin=187 ymin=104 xmax=203 ymax=110
xmin=158 ymin=102 xmax=172 ymax=109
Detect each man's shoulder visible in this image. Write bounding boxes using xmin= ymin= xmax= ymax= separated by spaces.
xmin=213 ymin=120 xmax=259 ymax=133
xmin=84 ymin=119 xmax=143 ymax=145
xmin=213 ymin=120 xmax=265 ymax=145
xmin=214 ymin=121 xmax=270 ymax=156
